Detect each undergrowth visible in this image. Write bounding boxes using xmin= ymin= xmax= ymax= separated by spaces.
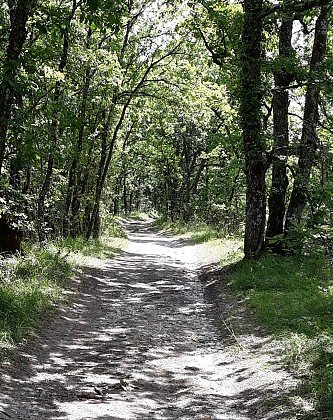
xmin=230 ymin=253 xmax=333 ymax=417
xmin=155 ymin=218 xmax=229 ymax=243
xmin=55 ymin=217 xmax=127 ymax=262
xmin=55 ymin=235 xmax=126 ymax=261
xmin=0 ymin=247 xmax=72 ymax=351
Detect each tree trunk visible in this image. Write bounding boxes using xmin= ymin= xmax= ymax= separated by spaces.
xmin=123 ymin=174 xmax=128 ymax=215
xmin=87 ymin=96 xmax=131 ymax=238
xmin=7 ymin=90 xmax=25 ymax=191
xmin=240 ymin=0 xmax=266 ymax=259
xmin=181 ymin=174 xmax=191 ymax=223
xmin=38 ymin=0 xmax=76 ymax=241
xmin=64 ymin=26 xmax=93 ymax=236
xmin=266 ymin=19 xmax=294 ymax=243
xmin=86 ymin=105 xmax=114 ymax=238
xmin=0 ymin=0 xmax=35 ymax=174
xmin=285 ymin=6 xmax=330 ymax=233
xmin=113 ymin=175 xmax=122 ymax=216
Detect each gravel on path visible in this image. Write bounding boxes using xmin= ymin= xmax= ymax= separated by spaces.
xmin=0 ymin=219 xmax=300 ymax=419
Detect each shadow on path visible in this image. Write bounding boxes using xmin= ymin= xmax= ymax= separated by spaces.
xmin=0 ymin=219 xmax=299 ymax=419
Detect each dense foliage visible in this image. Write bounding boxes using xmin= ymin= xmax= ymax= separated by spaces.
xmin=0 ymin=0 xmax=332 ymax=258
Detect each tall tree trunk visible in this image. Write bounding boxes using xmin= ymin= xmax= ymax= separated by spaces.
xmin=84 ymin=7 xmax=134 ymax=237
xmin=240 ymin=0 xmax=266 ymax=259
xmin=123 ymin=174 xmax=129 ymax=215
xmin=180 ymin=135 xmax=191 ymax=222
xmin=266 ymin=19 xmax=294 ymax=243
xmin=37 ymin=0 xmax=77 ymax=241
xmin=0 ymin=0 xmax=36 ymax=174
xmin=87 ymin=97 xmax=131 ymax=239
xmin=9 ymin=93 xmax=24 ymax=190
xmin=181 ymin=172 xmax=191 ymax=223
xmin=112 ymin=121 xmax=134 ymax=217
xmin=285 ymin=5 xmax=330 ymax=233
xmin=86 ymin=105 xmax=114 ymax=238
xmin=113 ymin=177 xmax=121 ymax=216
xmin=64 ymin=26 xmax=93 ymax=236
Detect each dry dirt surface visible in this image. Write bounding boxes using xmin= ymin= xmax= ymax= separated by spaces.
xmin=0 ymin=219 xmax=301 ymax=420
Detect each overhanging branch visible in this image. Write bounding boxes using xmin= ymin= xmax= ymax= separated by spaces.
xmin=262 ymin=0 xmax=333 ymax=18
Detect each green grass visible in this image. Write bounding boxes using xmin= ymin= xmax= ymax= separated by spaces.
xmin=126 ymin=211 xmax=155 ymax=220
xmin=54 ymin=217 xmax=128 ymax=261
xmin=0 ymin=247 xmax=72 ymax=350
xmin=229 ymin=253 xmax=333 ymax=417
xmin=102 ymin=216 xmax=128 ymax=238
xmin=55 ymin=235 xmax=126 ymax=260
xmin=231 ymin=254 xmax=333 ymax=336
xmin=155 ymin=218 xmax=228 ymax=243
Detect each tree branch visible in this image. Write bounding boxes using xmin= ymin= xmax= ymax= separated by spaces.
xmin=271 ymin=77 xmax=333 ymax=91
xmin=262 ymin=0 xmax=333 ymax=18
xmin=196 ymin=27 xmax=224 ymax=67
xmin=318 ymin=120 xmax=333 ymax=134
xmin=288 ymin=112 xmax=303 ymax=121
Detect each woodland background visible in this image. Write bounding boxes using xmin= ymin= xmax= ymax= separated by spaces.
xmin=1 ymin=1 xmax=333 ymax=416
xmin=0 ymin=0 xmax=332 ymax=259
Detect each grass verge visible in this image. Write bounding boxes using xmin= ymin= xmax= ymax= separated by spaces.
xmin=229 ymin=253 xmax=333 ymax=417
xmin=0 ymin=247 xmax=72 ymax=352
xmin=54 ymin=216 xmax=128 ymax=264
xmin=155 ymin=218 xmax=230 ymax=244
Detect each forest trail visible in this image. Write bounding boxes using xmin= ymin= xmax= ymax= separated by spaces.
xmin=0 ymin=219 xmax=299 ymax=420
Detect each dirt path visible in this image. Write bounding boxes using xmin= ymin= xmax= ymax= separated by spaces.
xmin=0 ymin=219 xmax=300 ymax=419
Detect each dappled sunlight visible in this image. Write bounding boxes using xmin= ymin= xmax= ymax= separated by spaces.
xmin=0 ymin=220 xmax=299 ymax=419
